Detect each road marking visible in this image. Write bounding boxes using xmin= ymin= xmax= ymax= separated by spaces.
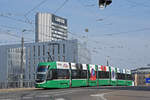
xmin=91 ymin=93 xmax=107 ymax=100
xmin=36 ymin=95 xmax=50 ymax=98
xmin=55 ymin=98 xmax=66 ymax=100
xmin=91 ymin=92 xmax=113 ymax=100
xmin=22 ymin=96 xmax=33 ymax=99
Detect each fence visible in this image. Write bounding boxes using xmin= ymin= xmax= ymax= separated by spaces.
xmin=0 ymin=81 xmax=35 ymax=89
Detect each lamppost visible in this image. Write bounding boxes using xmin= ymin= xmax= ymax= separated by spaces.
xmin=20 ymin=29 xmax=26 ymax=88
xmin=20 ymin=29 xmax=31 ymax=87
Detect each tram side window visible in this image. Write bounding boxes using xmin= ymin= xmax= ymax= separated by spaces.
xmin=122 ymin=74 xmax=125 ymax=80
xmin=116 ymin=73 xmax=121 ymax=79
xmin=98 ymin=71 xmax=110 ymax=79
xmin=71 ymin=70 xmax=80 ymax=79
xmin=117 ymin=73 xmax=125 ymax=80
xmin=71 ymin=70 xmax=87 ymax=79
xmin=126 ymin=74 xmax=132 ymax=80
xmin=52 ymin=69 xmax=70 ymax=79
xmin=47 ymin=70 xmax=53 ymax=80
xmin=80 ymin=70 xmax=87 ymax=79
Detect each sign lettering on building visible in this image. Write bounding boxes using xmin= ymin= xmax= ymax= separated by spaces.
xmin=52 ymin=14 xmax=67 ymax=26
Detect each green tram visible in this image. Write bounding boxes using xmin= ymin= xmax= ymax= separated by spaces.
xmin=35 ymin=61 xmax=133 ymax=88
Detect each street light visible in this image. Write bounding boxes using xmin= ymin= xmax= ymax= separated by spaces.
xmin=20 ymin=29 xmax=31 ymax=87
xmin=20 ymin=29 xmax=26 ymax=88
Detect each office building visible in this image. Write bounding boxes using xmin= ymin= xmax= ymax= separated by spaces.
xmin=0 ymin=39 xmax=91 ymax=85
xmin=35 ymin=13 xmax=68 ymax=42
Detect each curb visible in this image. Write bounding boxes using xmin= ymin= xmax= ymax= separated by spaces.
xmin=0 ymin=88 xmax=42 ymax=92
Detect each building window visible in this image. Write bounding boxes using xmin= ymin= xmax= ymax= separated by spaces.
xmin=58 ymin=56 xmax=60 ymax=61
xmin=33 ymin=46 xmax=35 ymax=56
xmin=28 ymin=47 xmax=31 ymax=58
xmin=52 ymin=45 xmax=55 ymax=55
xmin=73 ymin=50 xmax=76 ymax=62
xmin=48 ymin=45 xmax=50 ymax=54
xmin=63 ymin=44 xmax=65 ymax=54
xmin=43 ymin=45 xmax=45 ymax=56
xmin=38 ymin=58 xmax=40 ymax=62
xmin=38 ymin=46 xmax=40 ymax=56
xmin=58 ymin=44 xmax=60 ymax=54
xmin=43 ymin=57 xmax=45 ymax=62
xmin=63 ymin=56 xmax=65 ymax=61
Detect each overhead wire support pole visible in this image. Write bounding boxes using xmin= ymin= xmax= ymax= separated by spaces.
xmin=20 ymin=34 xmax=24 ymax=88
xmin=106 ymin=56 xmax=109 ymax=66
xmin=20 ymin=29 xmax=29 ymax=88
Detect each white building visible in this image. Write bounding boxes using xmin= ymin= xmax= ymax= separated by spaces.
xmin=35 ymin=13 xmax=68 ymax=42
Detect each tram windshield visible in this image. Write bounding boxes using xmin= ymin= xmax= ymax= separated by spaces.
xmin=36 ymin=65 xmax=48 ymax=83
xmin=37 ymin=66 xmax=48 ymax=72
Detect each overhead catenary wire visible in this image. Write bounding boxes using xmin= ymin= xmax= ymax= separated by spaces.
xmin=103 ymin=27 xmax=150 ymax=36
xmin=1 ymin=1 xmax=147 ymax=39
xmin=0 ymin=14 xmax=30 ymax=24
xmin=24 ymin=0 xmax=49 ymax=29
xmin=24 ymin=0 xmax=49 ymax=16
xmin=125 ymin=0 xmax=150 ymax=8
xmin=0 ymin=0 xmax=70 ymax=26
xmin=0 ymin=4 xmax=149 ymax=51
xmin=3 ymin=14 xmax=149 ymax=43
xmin=1 ymin=13 xmax=150 ymax=44
xmin=0 ymin=29 xmax=34 ymax=42
xmin=0 ymin=24 xmax=34 ymax=32
xmin=54 ymin=0 xmax=69 ymax=14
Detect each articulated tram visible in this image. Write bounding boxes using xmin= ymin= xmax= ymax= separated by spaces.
xmin=35 ymin=61 xmax=133 ymax=88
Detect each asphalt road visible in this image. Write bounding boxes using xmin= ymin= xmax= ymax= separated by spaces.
xmin=0 ymin=86 xmax=150 ymax=100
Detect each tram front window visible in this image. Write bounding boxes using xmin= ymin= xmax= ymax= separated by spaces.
xmin=36 ymin=66 xmax=48 ymax=83
xmin=37 ymin=66 xmax=48 ymax=72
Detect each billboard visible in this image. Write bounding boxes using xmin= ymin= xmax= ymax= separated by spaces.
xmin=111 ymin=67 xmax=116 ymax=80
xmin=89 ymin=64 xmax=96 ymax=81
xmin=52 ymin=14 xmax=67 ymax=26
xmin=146 ymin=78 xmax=150 ymax=83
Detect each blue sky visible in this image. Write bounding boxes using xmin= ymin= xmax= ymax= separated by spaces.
xmin=0 ymin=0 xmax=150 ymax=69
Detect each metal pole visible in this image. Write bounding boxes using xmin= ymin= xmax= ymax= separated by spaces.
xmin=20 ymin=36 xmax=24 ymax=88
xmin=106 ymin=56 xmax=109 ymax=66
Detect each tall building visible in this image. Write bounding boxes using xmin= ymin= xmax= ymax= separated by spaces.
xmin=35 ymin=13 xmax=68 ymax=42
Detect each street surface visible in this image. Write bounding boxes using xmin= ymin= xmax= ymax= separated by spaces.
xmin=0 ymin=86 xmax=150 ymax=100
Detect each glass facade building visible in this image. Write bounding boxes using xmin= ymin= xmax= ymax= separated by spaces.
xmin=0 ymin=39 xmax=91 ymax=83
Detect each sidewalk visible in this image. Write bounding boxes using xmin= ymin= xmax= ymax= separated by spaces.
xmin=0 ymin=88 xmax=42 ymax=92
